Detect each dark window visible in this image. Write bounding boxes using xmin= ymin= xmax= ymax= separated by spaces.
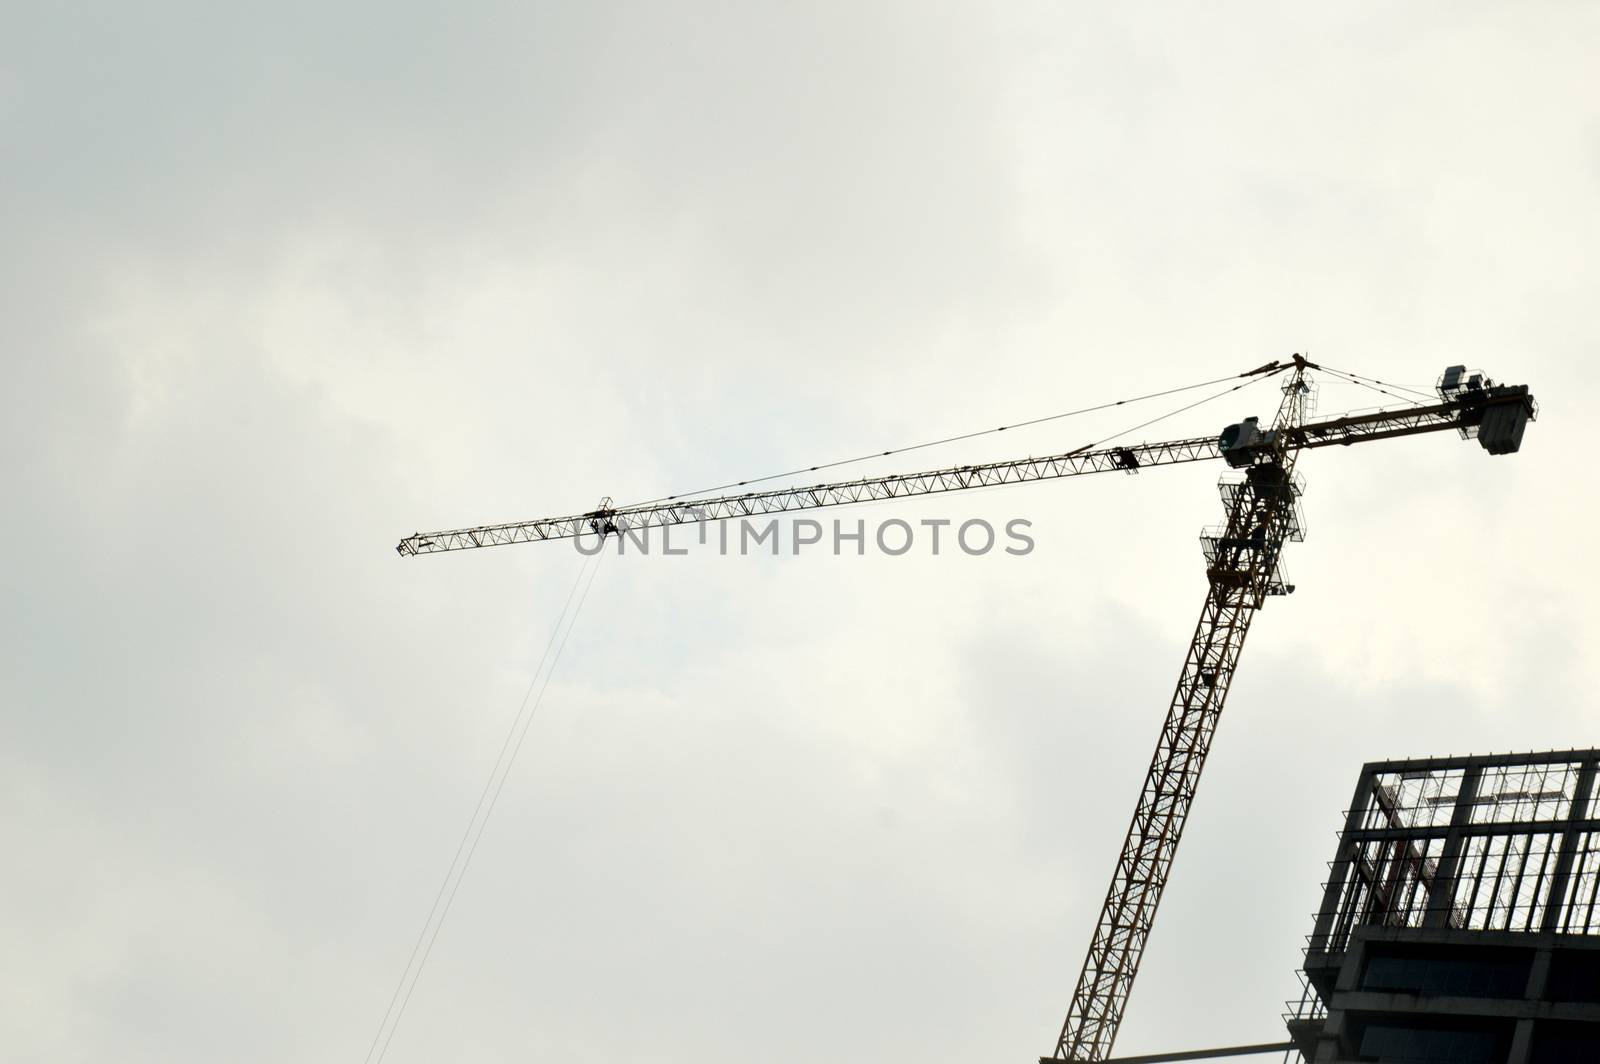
xmin=1530 ymin=1020 xmax=1600 ymax=1064
xmin=1360 ymin=944 xmax=1531 ymax=998
xmin=1349 ymin=1016 xmax=1512 ymax=1063
xmin=1546 ymin=951 xmax=1600 ymax=1004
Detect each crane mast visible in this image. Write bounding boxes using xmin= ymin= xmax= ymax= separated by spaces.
xmin=1052 ymin=364 xmax=1313 ymax=1061
xmin=394 ymin=359 xmax=1536 ymax=1062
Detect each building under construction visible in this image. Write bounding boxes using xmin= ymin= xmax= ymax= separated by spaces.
xmin=1286 ymin=749 xmax=1600 ymax=1064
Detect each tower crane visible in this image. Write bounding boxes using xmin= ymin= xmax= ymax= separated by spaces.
xmin=395 ymin=357 xmax=1536 ymax=1061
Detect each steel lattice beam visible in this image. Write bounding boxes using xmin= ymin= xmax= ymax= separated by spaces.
xmin=396 ymin=434 xmax=1222 ymax=555
xmin=395 ymin=386 xmax=1533 ymax=557
xmin=1053 ymin=371 xmax=1315 ymax=1061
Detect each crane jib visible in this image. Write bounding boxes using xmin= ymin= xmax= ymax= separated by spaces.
xmin=394 ymin=383 xmax=1535 ymax=558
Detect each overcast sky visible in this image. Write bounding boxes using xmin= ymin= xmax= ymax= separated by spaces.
xmin=5 ymin=4 xmax=1599 ymax=1063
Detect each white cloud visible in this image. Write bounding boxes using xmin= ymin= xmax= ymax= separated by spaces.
xmin=3 ymin=4 xmax=1596 ymax=1063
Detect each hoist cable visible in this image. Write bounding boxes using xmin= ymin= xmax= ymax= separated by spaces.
xmin=1071 ymin=368 xmax=1288 ymax=453
xmin=623 ymin=367 xmax=1277 ymax=509
xmin=364 ymin=551 xmax=605 ymax=1064
xmin=758 ymin=368 xmax=1289 ymax=515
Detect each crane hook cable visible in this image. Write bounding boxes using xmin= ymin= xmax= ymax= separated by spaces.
xmin=363 ymin=550 xmax=607 ymax=1064
xmin=623 ymin=364 xmax=1287 ymax=510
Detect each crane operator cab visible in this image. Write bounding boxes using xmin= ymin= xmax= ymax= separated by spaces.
xmin=1218 ymin=416 xmax=1281 ymax=468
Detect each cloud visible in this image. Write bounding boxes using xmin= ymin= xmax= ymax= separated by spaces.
xmin=3 ymin=4 xmax=1597 ymax=1063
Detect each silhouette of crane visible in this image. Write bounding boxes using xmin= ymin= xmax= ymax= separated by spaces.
xmin=397 ymin=356 xmax=1536 ymax=1061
